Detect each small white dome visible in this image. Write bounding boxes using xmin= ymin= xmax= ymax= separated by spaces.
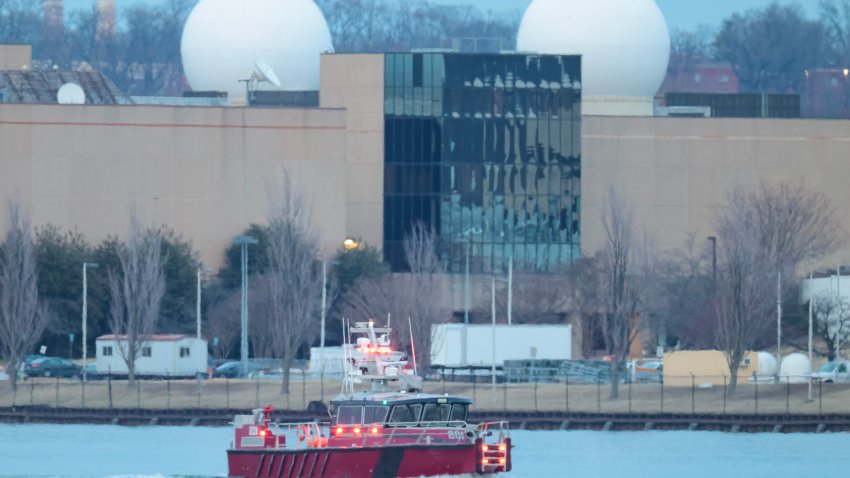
xmin=779 ymin=353 xmax=811 ymax=383
xmin=756 ymin=352 xmax=778 ymax=376
xmin=181 ymin=0 xmax=334 ymax=99
xmin=516 ymin=0 xmax=670 ymax=98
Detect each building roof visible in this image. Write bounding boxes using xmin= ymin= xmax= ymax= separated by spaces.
xmin=97 ymin=334 xmax=196 ymax=342
xmin=0 ymin=70 xmax=131 ymax=104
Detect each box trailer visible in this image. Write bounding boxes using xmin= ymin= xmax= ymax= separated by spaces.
xmin=430 ymin=324 xmax=572 ymax=368
xmin=96 ymin=334 xmax=208 ymax=377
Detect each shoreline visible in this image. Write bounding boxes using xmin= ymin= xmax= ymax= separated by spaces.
xmin=2 ymin=406 xmax=849 ymax=433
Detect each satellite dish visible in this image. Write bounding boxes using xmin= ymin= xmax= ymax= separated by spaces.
xmin=57 ymin=83 xmax=86 ymax=105
xmin=253 ymin=56 xmax=282 ymax=87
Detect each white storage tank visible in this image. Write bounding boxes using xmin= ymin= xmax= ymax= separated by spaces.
xmin=779 ymin=353 xmax=811 ymax=384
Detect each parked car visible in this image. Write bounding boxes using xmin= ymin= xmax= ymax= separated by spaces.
xmin=808 ymin=361 xmax=850 ymax=383
xmin=25 ymin=357 xmax=82 ymax=378
xmin=629 ymin=359 xmax=663 ymax=383
xmin=212 ymin=361 xmax=271 ymax=379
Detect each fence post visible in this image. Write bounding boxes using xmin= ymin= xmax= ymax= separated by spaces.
xmin=785 ymin=378 xmax=790 ymax=416
xmin=754 ymin=373 xmax=759 ymax=415
xmin=659 ymin=376 xmax=664 ymax=414
xmin=628 ymin=374 xmax=632 ymax=414
xmin=197 ymin=375 xmax=202 ymax=409
xmin=565 ymin=374 xmax=569 ymax=413
xmin=166 ymin=375 xmax=171 ymax=411
xmin=441 ymin=372 xmax=446 ymax=394
xmin=107 ymin=371 xmax=113 ymax=410
xmin=255 ymin=374 xmax=260 ymax=408
xmin=302 ymin=371 xmax=307 ymax=410
xmin=81 ymin=379 xmax=85 ymax=409
xmin=722 ymin=374 xmax=727 ymax=415
xmin=472 ymin=378 xmax=477 ymax=403
xmin=55 ymin=377 xmax=59 ymax=408
xmin=502 ymin=381 xmax=507 ymax=415
xmin=690 ymin=374 xmax=695 ymax=415
xmin=818 ymin=379 xmax=823 ymax=416
xmin=226 ymin=377 xmax=230 ymax=410
xmin=596 ymin=372 xmax=601 ymax=414
xmin=534 ymin=380 xmax=539 ymax=412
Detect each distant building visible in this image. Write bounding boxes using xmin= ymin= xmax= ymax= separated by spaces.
xmin=802 ymin=68 xmax=850 ymax=119
xmin=659 ymin=63 xmax=739 ymax=96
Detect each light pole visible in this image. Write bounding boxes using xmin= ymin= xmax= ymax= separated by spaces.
xmin=320 ymin=260 xmax=328 ymax=401
xmin=82 ymin=262 xmax=98 ymax=382
xmin=707 ymin=236 xmax=717 ymax=285
xmin=808 ymin=269 xmax=814 ymax=402
xmin=234 ymin=235 xmax=258 ymax=377
xmin=196 ymin=266 xmax=213 ymax=340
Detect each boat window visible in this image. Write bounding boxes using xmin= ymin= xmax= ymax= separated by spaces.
xmin=364 ymin=405 xmax=389 ymax=424
xmin=389 ymin=404 xmax=423 ymax=423
xmin=422 ymin=403 xmax=451 ymax=422
xmin=336 ymin=406 xmax=363 ymax=425
xmin=450 ymin=404 xmax=468 ymax=422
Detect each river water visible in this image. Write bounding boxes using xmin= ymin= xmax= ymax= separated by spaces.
xmin=0 ymin=424 xmax=844 ymax=477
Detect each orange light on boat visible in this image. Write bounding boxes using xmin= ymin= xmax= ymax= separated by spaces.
xmin=481 ymin=458 xmax=489 ymax=465
xmin=371 ymin=427 xmax=379 ymax=434
xmin=481 ymin=445 xmax=489 ymax=452
xmin=259 ymin=429 xmax=267 ymax=437
xmin=335 ymin=427 xmax=343 ymax=436
xmin=354 ymin=427 xmax=361 ymax=434
xmin=498 ymin=444 xmax=506 ymax=452
xmin=499 ymin=458 xmax=506 ymax=465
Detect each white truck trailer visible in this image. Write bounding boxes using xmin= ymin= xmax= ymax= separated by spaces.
xmin=96 ymin=334 xmax=208 ymax=377
xmin=430 ymin=323 xmax=572 ymax=367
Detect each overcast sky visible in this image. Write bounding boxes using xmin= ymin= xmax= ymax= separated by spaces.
xmin=63 ymin=0 xmax=820 ymax=32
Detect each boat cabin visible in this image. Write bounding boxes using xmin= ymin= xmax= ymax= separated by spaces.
xmin=331 ymin=393 xmax=472 ymax=427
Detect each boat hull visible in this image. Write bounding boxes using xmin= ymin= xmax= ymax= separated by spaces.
xmin=228 ymin=443 xmax=481 ymax=478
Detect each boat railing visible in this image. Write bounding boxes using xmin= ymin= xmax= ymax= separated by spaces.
xmin=268 ymin=421 xmax=327 ymax=450
xmin=476 ymin=420 xmax=511 ymax=442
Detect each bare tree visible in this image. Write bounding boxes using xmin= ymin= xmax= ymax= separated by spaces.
xmin=495 ymin=265 xmax=568 ymax=324
xmin=265 ymin=173 xmax=323 ymax=394
xmin=0 ymin=199 xmax=49 ymax=391
xmin=563 ymin=256 xmax=605 ymax=359
xmin=107 ymin=212 xmax=166 ymax=384
xmin=810 ymin=293 xmax=850 ymax=361
xmin=712 ymin=189 xmax=776 ymax=394
xmin=598 ymin=189 xmax=644 ymax=399
xmin=401 ymin=222 xmax=449 ymax=371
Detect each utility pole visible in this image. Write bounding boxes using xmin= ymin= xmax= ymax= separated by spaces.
xmin=507 ymin=256 xmax=513 ymax=326
xmin=808 ymin=269 xmax=814 ymax=402
xmin=320 ymin=260 xmax=327 ymax=402
xmin=234 ymin=235 xmax=258 ymax=377
xmin=82 ymin=262 xmax=98 ymax=381
xmin=777 ymin=272 xmax=782 ymax=372
xmin=491 ymin=277 xmax=496 ymax=402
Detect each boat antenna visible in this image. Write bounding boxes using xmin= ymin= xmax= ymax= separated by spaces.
xmin=387 ymin=313 xmax=391 ymax=330
xmin=408 ymin=316 xmax=418 ymax=376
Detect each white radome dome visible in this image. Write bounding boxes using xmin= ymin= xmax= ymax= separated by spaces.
xmin=779 ymin=353 xmax=811 ymax=384
xmin=516 ymin=0 xmax=670 ymax=98
xmin=181 ymin=0 xmax=333 ymax=99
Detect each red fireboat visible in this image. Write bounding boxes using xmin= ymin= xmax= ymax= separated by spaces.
xmin=227 ymin=321 xmax=512 ymax=478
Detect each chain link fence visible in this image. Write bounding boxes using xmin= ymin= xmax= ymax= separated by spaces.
xmin=2 ymin=372 xmax=850 ymax=415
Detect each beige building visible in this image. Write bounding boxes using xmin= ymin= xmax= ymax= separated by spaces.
xmin=2 ymin=44 xmax=850 ymax=271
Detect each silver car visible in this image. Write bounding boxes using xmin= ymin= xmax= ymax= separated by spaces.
xmin=809 ymin=361 xmax=850 ymax=383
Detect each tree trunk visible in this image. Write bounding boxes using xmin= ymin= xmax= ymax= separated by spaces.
xmin=128 ymin=355 xmax=136 ymax=385
xmin=280 ymin=355 xmax=295 ymax=395
xmin=827 ymin=340 xmax=836 ymax=362
xmin=6 ymin=358 xmax=19 ymax=393
xmin=609 ymin=362 xmax=620 ymax=399
xmin=727 ymin=368 xmax=739 ymax=396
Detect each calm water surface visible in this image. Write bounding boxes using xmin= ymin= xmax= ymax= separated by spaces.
xmin=0 ymin=424 xmax=845 ymax=477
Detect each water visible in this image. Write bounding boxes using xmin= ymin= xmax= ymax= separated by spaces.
xmin=0 ymin=424 xmax=846 ymax=477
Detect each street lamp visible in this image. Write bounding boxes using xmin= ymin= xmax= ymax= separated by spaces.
xmin=196 ymin=266 xmax=213 ymax=340
xmin=82 ymin=262 xmax=99 ymax=382
xmin=343 ymin=238 xmax=359 ymax=251
xmin=233 ymin=235 xmax=258 ymax=377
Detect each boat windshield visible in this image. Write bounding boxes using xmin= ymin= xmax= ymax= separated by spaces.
xmin=389 ymin=404 xmax=422 ymax=423
xmin=422 ymin=403 xmax=451 ymax=422
xmin=450 ymin=403 xmax=468 ymax=422
xmin=364 ymin=405 xmax=389 ymax=424
xmin=336 ymin=406 xmax=362 ymax=425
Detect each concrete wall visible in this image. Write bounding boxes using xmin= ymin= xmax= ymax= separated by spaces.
xmin=582 ymin=116 xmax=850 ymax=266
xmin=320 ymin=54 xmax=385 ymax=247
xmin=0 ymin=44 xmax=31 ymax=69
xmin=0 ymin=103 xmax=355 ymax=267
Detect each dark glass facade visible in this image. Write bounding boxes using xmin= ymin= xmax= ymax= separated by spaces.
xmin=384 ymin=53 xmax=581 ymax=273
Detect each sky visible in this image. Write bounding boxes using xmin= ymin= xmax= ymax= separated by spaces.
xmin=62 ymin=0 xmax=821 ymax=32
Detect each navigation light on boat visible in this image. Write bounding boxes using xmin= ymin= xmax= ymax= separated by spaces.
xmin=482 ymin=458 xmax=489 ymax=465
xmin=499 ymin=444 xmax=506 ymax=452
xmin=335 ymin=427 xmax=343 ymax=436
xmin=481 ymin=445 xmax=489 ymax=451
xmin=371 ymin=426 xmax=379 ymax=434
xmin=259 ymin=429 xmax=267 ymax=437
xmin=354 ymin=427 xmax=361 ymax=434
